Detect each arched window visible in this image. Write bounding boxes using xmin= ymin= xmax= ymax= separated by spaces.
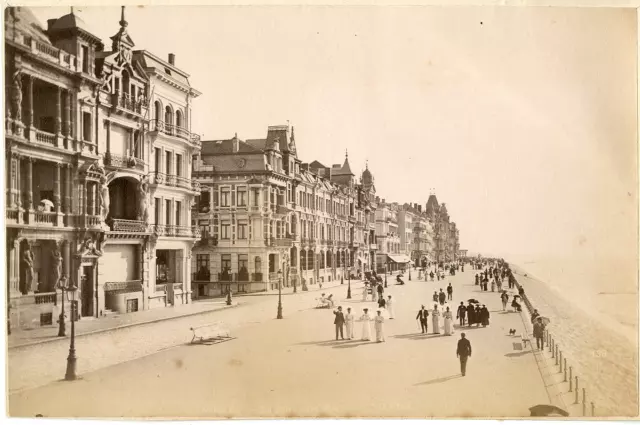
xmin=176 ymin=110 xmax=183 ymax=129
xmin=164 ymin=106 xmax=173 ymax=131
xmin=154 ymin=101 xmax=162 ymax=122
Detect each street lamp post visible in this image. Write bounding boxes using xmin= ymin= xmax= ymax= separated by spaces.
xmin=64 ymin=281 xmax=78 ymax=381
xmin=57 ymin=274 xmax=69 ymax=337
xmin=276 ymin=269 xmax=283 ymax=319
xmin=384 ymin=261 xmax=388 ymax=287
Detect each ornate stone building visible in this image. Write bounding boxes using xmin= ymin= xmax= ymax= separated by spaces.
xmin=5 ymin=7 xmax=201 ymax=329
xmin=190 ymin=127 xmax=376 ymax=295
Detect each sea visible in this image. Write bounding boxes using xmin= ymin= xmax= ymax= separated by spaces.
xmin=513 ymin=256 xmax=638 ymax=417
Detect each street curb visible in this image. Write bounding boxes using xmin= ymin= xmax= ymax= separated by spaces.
xmin=8 ymin=303 xmax=241 ymax=351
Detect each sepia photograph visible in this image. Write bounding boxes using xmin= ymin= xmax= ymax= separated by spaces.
xmin=3 ymin=1 xmax=638 ymax=420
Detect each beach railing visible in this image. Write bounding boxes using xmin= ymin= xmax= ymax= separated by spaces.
xmin=509 ymin=265 xmax=597 ymax=417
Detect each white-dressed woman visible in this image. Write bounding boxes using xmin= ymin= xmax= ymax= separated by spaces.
xmin=362 ymin=283 xmax=369 ymax=302
xmin=432 ymin=304 xmax=441 ymax=334
xmin=345 ymin=307 xmax=355 ymax=340
xmin=359 ymin=308 xmax=372 ymax=341
xmin=374 ymin=310 xmax=386 ymax=342
xmin=443 ymin=306 xmax=454 ymax=335
xmin=387 ymin=295 xmax=395 ymax=319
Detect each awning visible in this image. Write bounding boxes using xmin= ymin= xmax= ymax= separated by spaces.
xmin=387 ymin=254 xmax=412 ymax=264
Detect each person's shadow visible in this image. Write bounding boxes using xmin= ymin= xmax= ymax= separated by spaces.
xmin=414 ymin=374 xmax=461 ymax=386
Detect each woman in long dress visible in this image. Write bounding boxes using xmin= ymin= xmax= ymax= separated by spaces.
xmin=491 ymin=279 xmax=496 ymax=292
xmin=431 ymin=304 xmax=441 ymax=334
xmin=387 ymin=295 xmax=395 ymax=319
xmin=359 ymin=308 xmax=372 ymax=341
xmin=443 ymin=306 xmax=454 ymax=335
xmin=345 ymin=307 xmax=355 ymax=340
xmin=374 ymin=310 xmax=385 ymax=342
xmin=362 ymin=283 xmax=368 ymax=302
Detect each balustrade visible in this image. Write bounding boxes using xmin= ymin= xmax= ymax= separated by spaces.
xmin=34 ymin=211 xmax=56 ymax=225
xmin=85 ymin=215 xmax=101 ymax=227
xmin=35 ymin=292 xmax=57 ymax=305
xmin=35 ymin=130 xmax=56 ymax=146
xmin=111 ymin=218 xmax=147 ymax=233
xmin=6 ymin=209 xmax=19 ymax=222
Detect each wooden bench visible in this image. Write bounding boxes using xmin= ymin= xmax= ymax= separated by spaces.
xmin=190 ymin=322 xmax=231 ymax=344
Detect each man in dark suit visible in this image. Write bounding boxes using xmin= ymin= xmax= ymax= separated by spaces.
xmin=416 ymin=305 xmax=429 ymax=333
xmin=456 ymin=332 xmax=472 ymax=376
xmin=334 ymin=306 xmax=345 ymax=340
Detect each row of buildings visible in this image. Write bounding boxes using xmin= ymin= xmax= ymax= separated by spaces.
xmin=4 ymin=6 xmax=460 ymax=330
xmin=189 ymin=128 xmax=462 ymax=298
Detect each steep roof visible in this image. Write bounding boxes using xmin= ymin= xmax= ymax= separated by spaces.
xmin=133 ymin=50 xmax=191 ymax=86
xmin=425 ymin=194 xmax=439 ymax=214
xmin=266 ymin=125 xmax=290 ymax=152
xmin=245 ymin=139 xmax=267 ymax=151
xmin=6 ymin=7 xmax=51 ymax=44
xmin=333 ymin=154 xmax=354 ymax=176
xmin=200 ymin=138 xmax=264 ymax=155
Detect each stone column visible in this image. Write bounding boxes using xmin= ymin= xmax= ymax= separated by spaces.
xmin=54 ymin=163 xmax=62 ymax=226
xmin=27 ymin=75 xmax=35 ymax=142
xmin=64 ymin=89 xmax=71 ymax=146
xmin=140 ymin=244 xmax=149 ymax=311
xmin=55 ymin=86 xmax=62 ymax=145
xmin=65 ymin=164 xmax=72 ymax=215
xmin=62 ymin=239 xmax=70 ymax=282
xmin=25 ymin=157 xmax=34 ymax=224
xmin=9 ymin=237 xmax=20 ymax=297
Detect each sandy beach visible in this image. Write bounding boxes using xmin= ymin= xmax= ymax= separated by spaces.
xmin=512 ymin=260 xmax=638 ymax=417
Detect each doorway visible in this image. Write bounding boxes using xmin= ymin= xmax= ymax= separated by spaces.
xmin=81 ymin=265 xmax=94 ymax=317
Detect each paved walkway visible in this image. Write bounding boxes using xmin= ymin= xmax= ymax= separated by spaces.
xmin=7 ymin=276 xmax=370 ymax=394
xmin=8 ymin=275 xmax=360 ymax=349
xmin=9 ymin=267 xmax=551 ymax=418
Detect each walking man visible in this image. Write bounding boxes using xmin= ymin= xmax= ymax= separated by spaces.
xmin=456 ymin=301 xmax=466 ymax=326
xmin=447 ymin=283 xmax=453 ymax=301
xmin=416 ymin=305 xmax=429 ymax=333
xmin=438 ymin=289 xmax=446 ymax=306
xmin=533 ymin=317 xmax=546 ymax=350
xmin=334 ymin=306 xmax=345 ymax=340
xmin=456 ymin=332 xmax=472 ymax=376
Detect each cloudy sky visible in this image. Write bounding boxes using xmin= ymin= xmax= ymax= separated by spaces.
xmin=31 ymin=5 xmax=637 ymax=264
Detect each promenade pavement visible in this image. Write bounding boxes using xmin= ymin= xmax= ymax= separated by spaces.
xmin=7 ymin=277 xmax=367 ymax=394
xmin=9 ymin=268 xmax=551 ymax=418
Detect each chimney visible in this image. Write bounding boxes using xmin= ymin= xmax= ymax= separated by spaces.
xmin=232 ymin=133 xmax=239 ymax=153
xmin=168 ymin=53 xmax=175 ymax=65
xmin=418 ymin=205 xmax=422 ymax=212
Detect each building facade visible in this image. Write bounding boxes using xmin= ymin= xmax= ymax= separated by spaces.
xmin=5 ymin=7 xmax=200 ymax=329
xmin=190 ymin=127 xmax=376 ymax=296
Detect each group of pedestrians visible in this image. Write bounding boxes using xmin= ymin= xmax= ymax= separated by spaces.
xmin=334 ymin=295 xmax=396 ymax=343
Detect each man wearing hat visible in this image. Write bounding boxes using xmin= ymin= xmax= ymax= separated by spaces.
xmin=456 ymin=332 xmax=472 ymax=377
xmin=416 ymin=305 xmax=429 ymax=333
xmin=333 ymin=306 xmax=345 ymax=340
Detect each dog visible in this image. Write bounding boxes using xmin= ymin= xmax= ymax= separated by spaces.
xmin=508 ymin=328 xmax=517 ymax=336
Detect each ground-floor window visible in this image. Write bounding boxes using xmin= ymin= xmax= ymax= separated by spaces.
xmin=195 ymin=254 xmax=210 ymax=281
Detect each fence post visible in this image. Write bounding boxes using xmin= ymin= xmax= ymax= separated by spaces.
xmin=569 ymin=367 xmax=573 ymax=391
xmin=591 ymin=402 xmax=595 ymax=417
xmin=548 ymin=335 xmax=553 ymax=352
xmin=555 ymin=346 xmax=559 ymax=365
xmin=552 ymin=340 xmax=555 ymax=358
xmin=574 ymin=376 xmax=579 ymax=404
xmin=563 ymin=358 xmax=567 ymax=382
xmin=559 ymin=350 xmax=562 ymax=371
xmin=582 ymin=388 xmax=586 ymax=416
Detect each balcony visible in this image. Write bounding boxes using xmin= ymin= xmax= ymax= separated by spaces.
xmin=149 ymin=120 xmax=201 ymax=149
xmin=34 ymin=211 xmax=56 ymax=226
xmin=111 ymin=92 xmax=147 ymax=116
xmin=150 ymin=171 xmax=195 ymax=191
xmin=104 ymin=153 xmax=146 ymax=172
xmin=153 ymin=224 xmax=198 ymax=238
xmin=9 ymin=30 xmax=80 ymax=73
xmin=109 ymin=218 xmax=148 ymax=233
